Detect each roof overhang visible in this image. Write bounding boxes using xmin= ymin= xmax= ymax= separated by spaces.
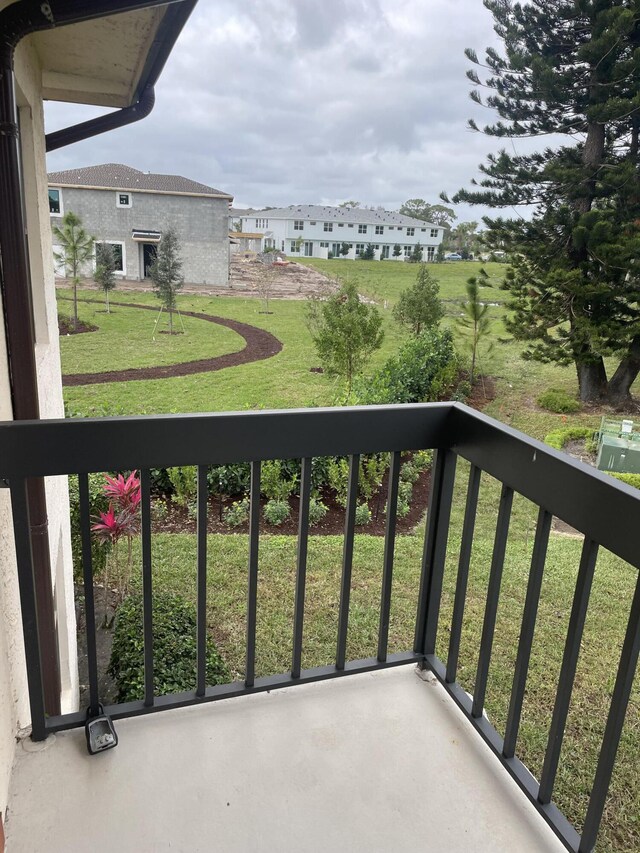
xmin=23 ymin=2 xmax=197 ymax=108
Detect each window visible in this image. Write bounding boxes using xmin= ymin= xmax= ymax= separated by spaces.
xmin=426 ymin=246 xmax=435 ymax=261
xmin=290 ymin=240 xmax=300 ymax=252
xmin=294 ymin=220 xmax=304 ymax=230
xmin=397 ymin=227 xmax=403 ymax=233
xmin=388 ymin=226 xmax=394 ymax=230
xmin=320 ymin=242 xmax=329 ymax=248
xmin=255 ymin=218 xmax=269 ymax=228
xmin=324 ymin=222 xmax=333 ymax=232
xmin=96 ymin=241 xmax=125 ymax=273
xmin=358 ymin=224 xmax=367 ymax=234
xmin=421 ymin=227 xmax=427 ymax=232
xmin=381 ymin=245 xmax=390 ymax=259
xmin=355 ymin=243 xmax=365 ymax=255
xmin=116 ymin=192 xmax=132 ymax=208
xmin=404 ymin=246 xmax=411 ymax=256
xmin=281 ymin=241 xmax=285 ymax=250
xmin=375 ymin=225 xmax=384 ymax=235
xmin=310 ymin=221 xmax=316 ymax=225
xmin=406 ymin=227 xmax=415 ymax=236
xmin=49 ymin=188 xmax=61 ymax=215
xmin=338 ymin=223 xmax=344 ymax=227
xmin=430 ymin=229 xmax=439 ymax=238
xmin=348 ymin=223 xmax=354 ymax=228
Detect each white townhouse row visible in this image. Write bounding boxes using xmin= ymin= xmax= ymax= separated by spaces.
xmin=234 ymin=204 xmax=444 ymax=260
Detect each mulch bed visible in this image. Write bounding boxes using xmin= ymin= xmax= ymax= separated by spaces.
xmin=60 ymin=298 xmax=283 ymax=386
xmin=59 ymin=315 xmax=98 ymax=335
xmin=153 ymin=466 xmax=432 ymax=538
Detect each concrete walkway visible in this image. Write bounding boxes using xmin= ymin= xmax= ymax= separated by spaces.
xmin=6 ymin=667 xmax=565 ymax=852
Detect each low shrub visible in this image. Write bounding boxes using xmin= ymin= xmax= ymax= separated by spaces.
xmin=109 ymin=592 xmax=229 ymax=702
xmin=537 ymin=388 xmax=581 ymax=414
xmin=308 ymin=498 xmax=328 ymax=526
xmin=223 ymin=497 xmax=249 ymax=528
xmin=412 ymin=450 xmax=433 ymax=471
xmin=167 ymin=466 xmax=197 ymax=506
xmin=544 ymin=426 xmax=596 ymax=451
xmin=263 ymin=499 xmax=290 ymax=525
xmin=68 ymin=472 xmax=110 ymax=580
xmin=452 ymin=379 xmax=472 ymax=403
xmin=400 ymin=462 xmax=419 ymax=484
xmin=261 ymin=460 xmax=297 ymax=501
xmin=609 ymin=472 xmax=640 ymax=490
xmin=354 ymin=503 xmax=371 ymax=526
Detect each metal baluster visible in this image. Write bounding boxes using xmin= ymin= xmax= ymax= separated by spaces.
xmin=503 ymin=507 xmax=551 ymax=758
xmin=78 ymin=473 xmax=100 ymax=716
xmin=196 ymin=465 xmax=208 ymax=697
xmin=292 ymin=458 xmax=312 ymax=678
xmin=378 ymin=451 xmax=401 ymax=662
xmin=472 ymin=484 xmax=513 ymax=719
xmin=414 ymin=448 xmax=457 ymax=657
xmin=446 ymin=464 xmax=481 ymax=684
xmin=245 ymin=461 xmax=261 ymax=688
xmin=538 ymin=538 xmax=598 ymax=804
xmin=140 ymin=468 xmax=154 ymax=707
xmin=579 ymin=570 xmax=640 ymax=852
xmin=336 ymin=454 xmax=359 ymax=670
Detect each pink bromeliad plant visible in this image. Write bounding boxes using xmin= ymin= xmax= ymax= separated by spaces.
xmin=92 ymin=471 xmax=141 ymax=626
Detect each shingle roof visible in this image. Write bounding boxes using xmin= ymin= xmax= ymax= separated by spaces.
xmin=238 ymin=204 xmax=438 ymax=228
xmin=47 ymin=164 xmax=233 ymax=199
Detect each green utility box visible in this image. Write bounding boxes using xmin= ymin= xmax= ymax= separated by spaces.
xmin=596 ymin=417 xmax=640 ymax=474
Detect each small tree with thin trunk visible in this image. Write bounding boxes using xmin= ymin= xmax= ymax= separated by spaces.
xmin=393 ymin=264 xmax=443 ymax=336
xmin=457 ymin=273 xmax=493 ymax=387
xmin=393 ymin=243 xmax=402 ymax=258
xmin=149 ymin=228 xmax=184 ymax=334
xmin=53 ymin=211 xmax=95 ymax=330
xmin=94 ymin=242 xmax=117 ymax=313
xmin=307 ymin=280 xmax=384 ymax=394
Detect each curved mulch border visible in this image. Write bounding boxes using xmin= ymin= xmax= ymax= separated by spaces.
xmin=61 ymin=298 xmax=283 ymax=386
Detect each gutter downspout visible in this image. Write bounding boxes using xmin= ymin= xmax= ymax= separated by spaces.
xmin=0 ymin=0 xmax=191 ymax=719
xmin=46 ymin=85 xmax=155 ymax=152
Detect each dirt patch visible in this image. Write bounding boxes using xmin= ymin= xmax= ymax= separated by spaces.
xmin=61 ymin=298 xmax=283 ymax=386
xmin=467 ymin=375 xmax=497 ymax=409
xmin=552 ymin=438 xmax=596 ymax=537
xmin=59 ymin=315 xmax=98 ymax=335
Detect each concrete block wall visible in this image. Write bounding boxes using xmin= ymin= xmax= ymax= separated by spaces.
xmin=51 ymin=187 xmax=230 ymax=287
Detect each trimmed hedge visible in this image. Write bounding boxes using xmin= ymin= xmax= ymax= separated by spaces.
xmin=537 ymin=388 xmax=581 ymax=414
xmin=109 ymin=592 xmax=229 ymax=702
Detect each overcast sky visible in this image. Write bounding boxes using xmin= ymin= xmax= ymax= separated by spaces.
xmin=45 ymin=0 xmax=516 ymax=223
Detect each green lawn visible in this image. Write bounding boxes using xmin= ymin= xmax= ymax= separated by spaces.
xmin=59 ymin=298 xmax=244 ymax=374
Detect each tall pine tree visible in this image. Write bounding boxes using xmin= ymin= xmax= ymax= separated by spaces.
xmin=451 ymin=0 xmax=640 ymax=404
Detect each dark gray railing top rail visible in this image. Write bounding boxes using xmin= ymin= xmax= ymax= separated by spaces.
xmin=1 ymin=402 xmax=639 ymax=569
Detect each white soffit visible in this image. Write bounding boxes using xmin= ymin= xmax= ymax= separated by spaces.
xmin=32 ymin=7 xmax=167 ymax=108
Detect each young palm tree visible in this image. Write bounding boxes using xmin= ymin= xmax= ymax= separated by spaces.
xmin=53 ymin=211 xmax=95 ymax=330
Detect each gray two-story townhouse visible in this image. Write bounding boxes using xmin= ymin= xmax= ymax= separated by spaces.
xmin=48 ymin=163 xmax=233 ymax=287
xmin=235 ymin=204 xmax=445 ymax=261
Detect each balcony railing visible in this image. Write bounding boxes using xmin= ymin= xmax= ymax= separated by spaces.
xmin=1 ymin=402 xmax=638 ymax=853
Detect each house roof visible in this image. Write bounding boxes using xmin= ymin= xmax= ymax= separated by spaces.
xmin=237 ymin=204 xmax=439 ymax=229
xmin=47 ymin=164 xmax=233 ymax=200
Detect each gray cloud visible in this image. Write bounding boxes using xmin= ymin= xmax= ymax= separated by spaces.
xmin=45 ymin=0 xmax=529 ymax=222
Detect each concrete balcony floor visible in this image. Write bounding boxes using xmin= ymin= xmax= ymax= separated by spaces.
xmin=6 ymin=666 xmax=565 ymax=852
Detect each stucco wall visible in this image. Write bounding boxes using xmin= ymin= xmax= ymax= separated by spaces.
xmin=0 ymin=27 xmax=79 ymax=820
xmin=51 ymin=186 xmax=231 ymax=286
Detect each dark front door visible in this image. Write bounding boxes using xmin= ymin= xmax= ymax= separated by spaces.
xmin=142 ymin=243 xmax=157 ymax=278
